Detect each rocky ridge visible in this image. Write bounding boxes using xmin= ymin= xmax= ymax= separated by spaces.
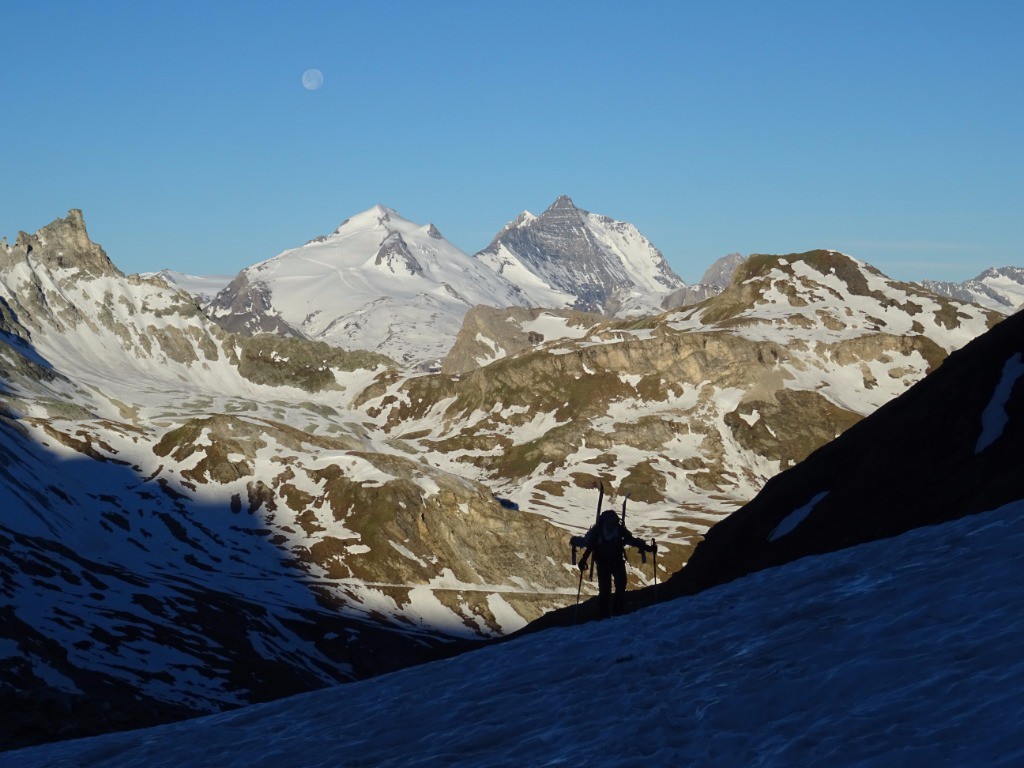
xmin=663 ymin=299 xmax=1024 ymax=600
xmin=660 ymin=252 xmax=748 ymax=310
xmin=355 ymin=249 xmax=999 ymax=573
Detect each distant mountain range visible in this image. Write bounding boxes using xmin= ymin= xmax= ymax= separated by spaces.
xmin=918 ymin=266 xmax=1024 ymax=314
xmin=163 ymin=197 xmax=703 ymax=370
xmin=152 ymin=200 xmax=1024 ymax=372
xmin=1 ymin=206 xmax=1019 ymax=749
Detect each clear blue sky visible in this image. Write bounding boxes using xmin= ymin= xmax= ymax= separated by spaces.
xmin=2 ymin=1 xmax=1021 ymax=283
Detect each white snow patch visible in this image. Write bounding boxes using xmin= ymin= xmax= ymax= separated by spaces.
xmin=770 ymin=491 xmax=829 ymax=541
xmin=739 ymin=410 xmax=760 ymax=426
xmin=519 ymin=313 xmax=594 ymax=342
xmin=976 ymin=352 xmax=1024 ymax=453
xmin=389 ymin=541 xmax=429 ymax=567
xmin=486 ymin=592 xmax=527 ymax=634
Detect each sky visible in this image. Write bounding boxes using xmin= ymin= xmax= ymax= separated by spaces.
xmin=2 ymin=1 xmax=1021 ymax=283
xmin=6 ymin=498 xmax=1022 ymax=766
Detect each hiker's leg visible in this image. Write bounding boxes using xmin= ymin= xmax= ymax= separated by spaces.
xmin=612 ymin=559 xmax=627 ymax=615
xmin=597 ymin=561 xmax=612 ymax=618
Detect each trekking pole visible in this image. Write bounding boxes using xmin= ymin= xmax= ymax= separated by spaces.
xmin=573 ymin=567 xmax=584 ymax=623
xmin=651 ymin=538 xmax=658 ymax=604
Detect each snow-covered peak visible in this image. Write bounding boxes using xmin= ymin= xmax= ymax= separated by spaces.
xmin=207 ymin=206 xmax=530 ymax=369
xmin=327 ymin=204 xmax=406 ymax=237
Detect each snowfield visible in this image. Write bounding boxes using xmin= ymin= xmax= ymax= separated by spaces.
xmin=7 ymin=499 xmax=1022 ymax=767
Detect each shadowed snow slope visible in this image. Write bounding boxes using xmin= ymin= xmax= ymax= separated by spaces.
xmin=5 ymin=498 xmax=1023 ymax=767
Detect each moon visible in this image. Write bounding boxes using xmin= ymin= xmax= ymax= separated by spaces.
xmin=302 ymin=69 xmax=324 ymax=91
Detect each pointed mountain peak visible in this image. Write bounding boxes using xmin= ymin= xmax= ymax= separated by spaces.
xmin=332 ymin=205 xmax=402 ymax=236
xmin=546 ymin=195 xmax=579 ymax=212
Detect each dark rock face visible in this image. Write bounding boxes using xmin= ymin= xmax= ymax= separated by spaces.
xmin=699 ymin=252 xmax=747 ymax=288
xmin=206 ymin=272 xmax=304 ymax=338
xmin=664 ymin=308 xmax=1024 ymax=598
xmin=374 ymin=232 xmax=423 ymax=275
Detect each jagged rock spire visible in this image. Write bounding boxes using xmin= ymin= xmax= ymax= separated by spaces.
xmin=2 ymin=209 xmax=121 ymax=277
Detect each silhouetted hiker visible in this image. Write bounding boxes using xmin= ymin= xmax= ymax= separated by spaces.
xmin=572 ymin=509 xmax=656 ymax=618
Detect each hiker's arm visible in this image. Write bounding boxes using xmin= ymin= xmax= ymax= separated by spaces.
xmin=628 ymin=534 xmax=654 ymax=552
xmin=577 ymin=546 xmax=593 ymax=570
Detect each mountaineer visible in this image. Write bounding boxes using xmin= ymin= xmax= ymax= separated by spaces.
xmin=571 ymin=508 xmax=656 ymax=618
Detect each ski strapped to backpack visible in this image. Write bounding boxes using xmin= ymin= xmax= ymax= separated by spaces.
xmin=589 ymin=481 xmax=604 ymax=580
xmin=621 ymin=493 xmax=644 ymax=564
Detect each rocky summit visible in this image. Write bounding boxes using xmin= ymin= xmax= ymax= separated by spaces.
xmin=474 ymin=195 xmax=686 ymax=316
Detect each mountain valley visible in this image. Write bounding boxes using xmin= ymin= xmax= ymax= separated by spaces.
xmin=0 ymin=205 xmax=1018 ymax=749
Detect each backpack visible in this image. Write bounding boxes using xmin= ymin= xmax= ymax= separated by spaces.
xmin=592 ymin=510 xmax=625 ymax=560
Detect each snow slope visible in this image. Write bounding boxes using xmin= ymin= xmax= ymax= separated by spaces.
xmin=7 ymin=498 xmax=1022 ymax=767
xmin=207 ymin=206 xmax=529 ymax=370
